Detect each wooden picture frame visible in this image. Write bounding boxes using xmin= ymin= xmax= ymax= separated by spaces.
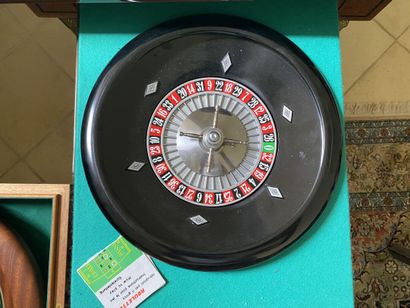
xmin=0 ymin=184 xmax=70 ymax=308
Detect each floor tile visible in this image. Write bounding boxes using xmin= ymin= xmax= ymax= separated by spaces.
xmin=0 ymin=41 xmax=74 ymax=156
xmin=5 ymin=4 xmax=44 ymax=32
xmin=0 ymin=162 xmax=43 ymax=183
xmin=32 ymin=18 xmax=76 ymax=80
xmin=375 ymin=0 xmax=410 ymax=38
xmin=0 ymin=6 xmax=28 ymax=61
xmin=0 ymin=138 xmax=19 ymax=176
xmin=26 ymin=114 xmax=74 ymax=184
xmin=344 ymin=43 xmax=410 ymax=120
xmin=398 ymin=26 xmax=410 ymax=52
xmin=340 ymin=21 xmax=393 ymax=92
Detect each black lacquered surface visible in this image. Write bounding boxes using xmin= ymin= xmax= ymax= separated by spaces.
xmin=82 ymin=15 xmax=342 ymax=270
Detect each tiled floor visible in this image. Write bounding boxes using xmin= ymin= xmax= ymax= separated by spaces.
xmin=341 ymin=0 xmax=410 ymax=120
xmin=0 ymin=2 xmax=409 ymax=184
xmin=0 ymin=4 xmax=75 ymax=184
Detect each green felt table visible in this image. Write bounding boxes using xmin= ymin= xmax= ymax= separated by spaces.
xmin=71 ymin=1 xmax=354 ymax=306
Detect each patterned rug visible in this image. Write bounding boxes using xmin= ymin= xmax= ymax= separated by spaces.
xmin=346 ymin=120 xmax=410 ymax=308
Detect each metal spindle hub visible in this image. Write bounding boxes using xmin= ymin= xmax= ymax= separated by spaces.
xmin=205 ymin=129 xmax=223 ymax=148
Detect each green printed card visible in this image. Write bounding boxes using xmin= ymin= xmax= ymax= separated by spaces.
xmin=78 ymin=237 xmax=166 ymax=307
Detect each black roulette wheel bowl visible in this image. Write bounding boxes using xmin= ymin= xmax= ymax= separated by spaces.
xmin=82 ymin=15 xmax=342 ymax=271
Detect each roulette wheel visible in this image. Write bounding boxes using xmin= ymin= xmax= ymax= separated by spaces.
xmin=82 ymin=15 xmax=342 ymax=270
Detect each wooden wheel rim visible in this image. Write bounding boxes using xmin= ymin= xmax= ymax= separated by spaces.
xmin=0 ymin=221 xmax=43 ymax=308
